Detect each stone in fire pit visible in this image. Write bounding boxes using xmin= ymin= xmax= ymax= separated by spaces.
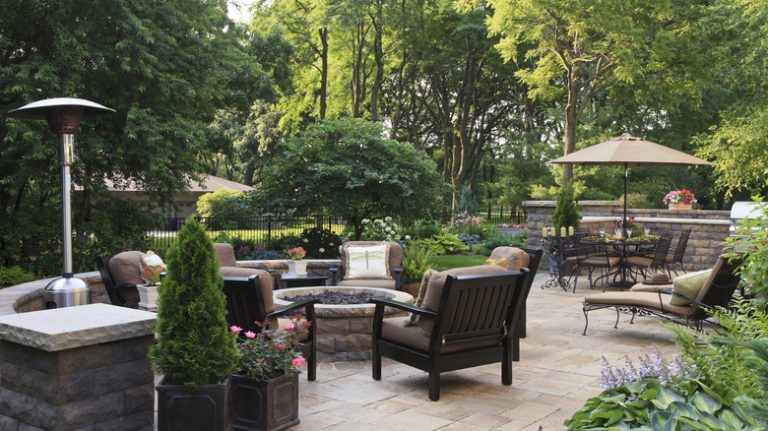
xmin=274 ymin=286 xmax=413 ymax=362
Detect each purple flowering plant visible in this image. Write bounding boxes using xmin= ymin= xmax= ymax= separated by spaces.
xmin=599 ymin=349 xmax=689 ymax=390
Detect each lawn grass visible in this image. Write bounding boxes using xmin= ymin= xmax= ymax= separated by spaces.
xmin=427 ymin=254 xmax=487 ymax=270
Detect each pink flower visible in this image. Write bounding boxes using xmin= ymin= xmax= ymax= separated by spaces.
xmin=230 ymin=325 xmax=243 ymax=334
xmin=245 ymin=331 xmax=256 ymax=339
xmin=292 ymin=357 xmax=306 ymax=367
xmin=284 ymin=322 xmax=295 ymax=331
xmin=275 ymin=343 xmax=285 ymax=350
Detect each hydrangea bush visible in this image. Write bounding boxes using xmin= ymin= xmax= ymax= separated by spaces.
xmin=297 ymin=227 xmax=340 ymax=258
xmin=360 ymin=217 xmax=401 ymax=241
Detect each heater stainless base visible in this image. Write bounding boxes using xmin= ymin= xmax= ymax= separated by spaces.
xmin=44 ymin=275 xmax=91 ymax=308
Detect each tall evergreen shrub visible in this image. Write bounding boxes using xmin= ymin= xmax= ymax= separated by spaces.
xmin=149 ymin=217 xmax=239 ymax=387
xmin=552 ymin=181 xmax=581 ymax=230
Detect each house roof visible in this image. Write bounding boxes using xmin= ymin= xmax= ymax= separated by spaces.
xmin=101 ymin=175 xmax=253 ymax=193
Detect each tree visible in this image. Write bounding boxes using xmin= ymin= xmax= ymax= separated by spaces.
xmin=258 ymin=118 xmax=447 ymax=238
xmin=552 ymin=181 xmax=581 ymax=230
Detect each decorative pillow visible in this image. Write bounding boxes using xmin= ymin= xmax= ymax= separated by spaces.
xmin=488 ymin=247 xmax=531 ymax=271
xmin=404 ymin=269 xmax=435 ymax=327
xmin=345 ymin=244 xmax=391 ymax=279
xmin=670 ymin=269 xmax=712 ymax=306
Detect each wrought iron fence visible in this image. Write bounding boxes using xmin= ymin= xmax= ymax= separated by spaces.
xmin=149 ymin=215 xmax=350 ymax=250
xmin=482 ymin=207 xmax=527 ymax=226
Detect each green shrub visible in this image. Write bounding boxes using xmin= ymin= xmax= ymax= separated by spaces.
xmin=401 ymin=219 xmax=442 ymax=239
xmin=552 ymin=181 xmax=581 ymax=230
xmin=149 ymin=217 xmax=239 ymax=387
xmin=451 ymin=211 xmax=485 ymax=237
xmin=0 ymin=266 xmax=36 ymax=287
xmin=474 ymin=229 xmax=528 ymax=255
xmin=414 ymin=233 xmax=468 ymax=256
xmin=401 ymin=242 xmax=433 ymax=284
xmin=298 ymin=227 xmax=341 ymax=258
xmin=360 ymin=217 xmax=401 ymax=241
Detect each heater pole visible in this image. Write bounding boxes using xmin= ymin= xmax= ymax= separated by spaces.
xmin=60 ymin=133 xmax=75 ymax=275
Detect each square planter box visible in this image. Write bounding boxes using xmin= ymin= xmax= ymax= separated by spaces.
xmin=231 ymin=373 xmax=299 ymax=431
xmin=156 ymin=378 xmax=231 ymax=431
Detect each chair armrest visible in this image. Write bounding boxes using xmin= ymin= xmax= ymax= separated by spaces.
xmin=393 ymin=267 xmax=402 ymax=290
xmin=329 ymin=267 xmax=339 ymax=285
xmin=268 ymin=298 xmax=320 ymax=318
xmin=370 ymin=298 xmax=436 ymax=318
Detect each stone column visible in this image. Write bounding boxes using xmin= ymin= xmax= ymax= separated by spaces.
xmin=0 ymin=304 xmax=156 ymax=430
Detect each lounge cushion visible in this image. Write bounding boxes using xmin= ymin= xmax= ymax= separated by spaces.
xmin=214 ymin=243 xmax=238 ymax=267
xmin=488 ymin=247 xmax=531 ymax=271
xmin=421 ymin=265 xmax=509 ymax=312
xmin=346 ymin=244 xmax=390 ymax=279
xmin=670 ymin=269 xmax=712 ymax=306
xmin=584 ymin=291 xmax=695 ymax=317
xmin=108 ymin=251 xmax=145 ymax=287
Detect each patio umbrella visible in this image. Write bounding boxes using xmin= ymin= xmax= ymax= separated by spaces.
xmin=549 ymin=133 xmax=711 ymax=236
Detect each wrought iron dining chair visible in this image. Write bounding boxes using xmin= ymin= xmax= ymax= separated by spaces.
xmin=625 ymin=236 xmax=672 ymax=280
xmin=664 ymin=230 xmax=691 ymax=276
xmin=578 ymin=244 xmax=621 ymax=290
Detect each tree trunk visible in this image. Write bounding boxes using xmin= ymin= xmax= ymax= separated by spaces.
xmin=319 ymin=27 xmax=328 ymax=120
xmin=370 ymin=0 xmax=384 ymax=121
xmin=563 ymin=65 xmax=578 ymax=186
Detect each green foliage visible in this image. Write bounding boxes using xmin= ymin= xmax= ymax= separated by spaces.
xmin=401 ymin=242 xmax=433 ymax=284
xmin=360 ymin=217 xmax=401 ymax=242
xmin=475 ymin=229 xmax=528 ymax=256
xmin=724 ymin=199 xmax=768 ymax=303
xmin=258 ymin=119 xmax=446 ymax=238
xmin=456 ymin=185 xmax=480 ymax=214
xmin=297 ymin=227 xmax=340 ymax=258
xmin=0 ymin=266 xmax=36 ymax=287
xmin=196 ymin=190 xmax=249 ymax=219
xmin=413 ymin=233 xmax=469 ymax=256
xmin=450 ymin=212 xmax=486 ymax=237
xmin=149 ymin=218 xmax=239 ymax=387
xmin=552 ymin=182 xmax=581 ymax=230
xmin=565 ymin=375 xmax=760 ymax=431
xmin=401 ymin=219 xmax=442 ymax=240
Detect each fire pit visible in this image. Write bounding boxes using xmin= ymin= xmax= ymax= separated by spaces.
xmin=274 ymin=286 xmax=413 ymax=362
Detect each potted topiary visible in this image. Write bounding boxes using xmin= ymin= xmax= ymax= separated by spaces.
xmin=149 ymin=217 xmax=240 ymax=431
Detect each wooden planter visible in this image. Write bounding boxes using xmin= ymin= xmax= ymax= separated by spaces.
xmin=668 ymin=202 xmax=693 ymax=211
xmin=231 ymin=373 xmax=300 ymax=431
xmin=156 ymin=378 xmax=231 ymax=431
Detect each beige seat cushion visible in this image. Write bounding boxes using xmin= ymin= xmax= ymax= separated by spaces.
xmin=214 ymin=243 xmax=238 ymax=267
xmin=487 ymin=247 xmax=530 ymax=271
xmin=421 ymin=265 xmax=510 ymax=312
xmin=581 ymin=256 xmax=621 ymax=267
xmin=584 ymin=291 xmax=694 ymax=317
xmin=382 ymin=316 xmax=501 ymax=353
xmin=108 ymin=251 xmax=145 ymax=286
xmin=625 ymin=255 xmax=653 ymax=266
xmin=670 ymin=269 xmax=712 ymax=306
xmin=337 ymin=279 xmax=396 ymax=289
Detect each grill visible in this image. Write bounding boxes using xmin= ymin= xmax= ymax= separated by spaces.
xmin=729 ymin=201 xmax=763 ymax=233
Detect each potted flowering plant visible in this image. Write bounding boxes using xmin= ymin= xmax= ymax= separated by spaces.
xmin=286 ymin=247 xmax=307 ymax=275
xmin=663 ymin=189 xmax=697 ymax=210
xmin=137 ymin=250 xmax=166 ymax=310
xmin=229 ymin=316 xmax=310 ymax=431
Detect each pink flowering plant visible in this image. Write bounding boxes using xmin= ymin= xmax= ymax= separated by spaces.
xmin=229 ymin=315 xmax=310 ymax=380
xmin=663 ymin=189 xmax=697 ymax=205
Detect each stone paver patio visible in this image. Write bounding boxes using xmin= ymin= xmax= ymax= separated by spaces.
xmin=290 ymin=272 xmax=678 ymax=431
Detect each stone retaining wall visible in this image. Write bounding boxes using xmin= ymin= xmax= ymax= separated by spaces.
xmin=523 ymin=200 xmax=731 ymax=271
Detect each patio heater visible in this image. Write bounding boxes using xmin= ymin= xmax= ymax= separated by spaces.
xmin=8 ymin=98 xmax=115 ymax=308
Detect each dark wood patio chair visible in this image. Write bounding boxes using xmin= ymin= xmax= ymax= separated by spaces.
xmin=512 ymin=248 xmax=543 ymax=359
xmin=222 ymin=274 xmax=319 ymax=381
xmin=370 ymin=270 xmax=527 ymax=401
xmin=95 ymin=253 xmax=142 ymax=308
xmin=582 ymin=255 xmax=741 ymax=335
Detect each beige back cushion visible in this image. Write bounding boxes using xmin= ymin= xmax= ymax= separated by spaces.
xmin=214 ymin=243 xmax=237 ymax=267
xmin=340 ymin=241 xmax=402 ymax=279
xmin=670 ymin=269 xmax=712 ymax=306
xmin=421 ymin=265 xmax=511 ymax=312
xmin=224 ymin=269 xmax=276 ymax=313
xmin=488 ymin=247 xmax=531 ymax=271
xmin=108 ymin=251 xmax=146 ymax=286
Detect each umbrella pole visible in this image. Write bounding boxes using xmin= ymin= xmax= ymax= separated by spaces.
xmin=623 ymin=162 xmax=628 ymax=238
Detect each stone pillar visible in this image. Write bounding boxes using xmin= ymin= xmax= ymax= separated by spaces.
xmin=0 ymin=304 xmax=156 ymax=430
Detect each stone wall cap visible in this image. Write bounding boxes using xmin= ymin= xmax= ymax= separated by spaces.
xmin=0 ymin=303 xmax=156 ymax=351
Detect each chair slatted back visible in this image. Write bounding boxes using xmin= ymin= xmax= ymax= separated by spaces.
xmin=433 ymin=272 xmax=522 ymax=348
xmin=222 ymin=275 xmax=268 ymax=334
xmin=691 ymin=257 xmax=742 ymax=321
